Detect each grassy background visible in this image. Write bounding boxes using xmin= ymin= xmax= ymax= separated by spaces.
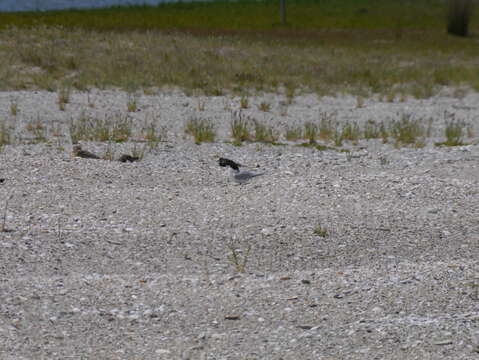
xmin=0 ymin=0 xmax=478 ymax=97
xmin=0 ymin=0 xmax=470 ymax=31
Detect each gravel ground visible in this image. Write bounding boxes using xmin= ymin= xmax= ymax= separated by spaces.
xmin=0 ymin=89 xmax=478 ymax=359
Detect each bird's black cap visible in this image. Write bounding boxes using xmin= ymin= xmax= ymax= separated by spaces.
xmin=218 ymin=157 xmax=240 ymax=170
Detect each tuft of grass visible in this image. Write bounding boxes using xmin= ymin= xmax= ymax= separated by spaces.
xmin=318 ymin=112 xmax=337 ymax=141
xmin=185 ymin=116 xmax=216 ymax=144
xmin=131 ymin=143 xmax=146 ymax=160
xmin=103 ymin=142 xmax=115 ymax=161
xmin=9 ymin=99 xmax=18 ymax=116
xmin=258 ymin=101 xmax=271 ymax=112
xmin=379 ymin=154 xmax=389 ymax=166
xmin=341 ymin=122 xmax=361 ymax=142
xmin=304 ymin=122 xmax=318 ymax=144
xmin=356 ymin=96 xmax=365 ymax=108
xmin=390 ymin=113 xmax=426 ymax=147
xmin=231 ymin=112 xmax=251 ymax=143
xmin=127 ymin=93 xmax=138 ymax=112
xmin=363 ymin=119 xmax=384 ymax=140
xmin=314 ymin=224 xmax=328 ymax=237
xmin=240 ymin=96 xmax=249 ymax=109
xmin=1 ymin=192 xmax=14 ymax=233
xmin=254 ymin=120 xmax=277 ymax=143
xmin=227 ymin=243 xmax=251 ymax=273
xmin=436 ymin=113 xmax=467 ymax=146
xmin=197 ymin=99 xmax=206 ymax=111
xmin=141 ymin=122 xmax=167 ymax=149
xmin=57 ymin=85 xmax=71 ymax=111
xmin=447 ymin=0 xmax=473 ymax=37
xmin=285 ymin=125 xmax=302 ymax=141
xmin=70 ymin=111 xmax=132 ymax=143
xmin=0 ymin=122 xmax=12 ymax=150
xmin=26 ymin=117 xmax=47 ymax=143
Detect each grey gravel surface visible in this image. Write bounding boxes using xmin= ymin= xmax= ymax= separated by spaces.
xmin=0 ymin=90 xmax=478 ymax=359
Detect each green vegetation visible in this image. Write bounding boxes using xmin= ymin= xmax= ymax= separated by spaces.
xmin=0 ymin=122 xmax=12 ymax=149
xmin=314 ymin=224 xmax=328 ymax=237
xmin=184 ymin=116 xmax=216 ymax=144
xmin=70 ymin=111 xmax=133 ymax=143
xmin=435 ymin=113 xmax=468 ymax=146
xmin=390 ymin=113 xmax=427 ymax=148
xmin=285 ymin=126 xmax=302 ymax=141
xmin=254 ymin=120 xmax=277 ymax=143
xmin=0 ymin=0 xmax=477 ymax=96
xmin=231 ymin=114 xmax=251 ymax=144
xmin=0 ymin=0 xmax=470 ymax=32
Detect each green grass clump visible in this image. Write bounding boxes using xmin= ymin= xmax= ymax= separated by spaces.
xmin=57 ymin=85 xmax=71 ymax=111
xmin=70 ymin=111 xmax=132 ymax=143
xmin=390 ymin=113 xmax=426 ymax=147
xmin=25 ymin=117 xmax=47 ymax=143
xmin=319 ymin=113 xmax=338 ymax=141
xmin=341 ymin=122 xmax=361 ymax=142
xmin=254 ymin=120 xmax=277 ymax=143
xmin=285 ymin=126 xmax=302 ymax=141
xmin=258 ymin=101 xmax=271 ymax=112
xmin=304 ymin=122 xmax=318 ymax=144
xmin=0 ymin=122 xmax=12 ymax=149
xmin=363 ymin=119 xmax=382 ymax=139
xmin=435 ymin=115 xmax=467 ymax=146
xmin=314 ymin=224 xmax=328 ymax=237
xmin=141 ymin=122 xmax=167 ymax=149
xmin=185 ymin=117 xmax=216 ymax=144
xmin=231 ymin=113 xmax=251 ymax=143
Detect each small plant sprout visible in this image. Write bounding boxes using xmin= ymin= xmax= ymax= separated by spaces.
xmin=363 ymin=119 xmax=382 ymax=140
xmin=379 ymin=154 xmax=389 ymax=166
xmin=304 ymin=122 xmax=318 ymax=144
xmin=0 ymin=122 xmax=12 ymax=150
xmin=258 ymin=101 xmax=271 ymax=112
xmin=356 ymin=96 xmax=365 ymax=108
xmin=319 ymin=112 xmax=337 ymax=141
xmin=103 ymin=142 xmax=115 ymax=161
xmin=254 ymin=120 xmax=277 ymax=143
xmin=240 ymin=96 xmax=249 ymax=109
xmin=2 ymin=191 xmax=14 ymax=232
xmin=197 ymin=99 xmax=206 ymax=111
xmin=230 ymin=112 xmax=251 ymax=143
xmin=26 ymin=117 xmax=47 ymax=143
xmin=227 ymin=242 xmax=251 ymax=273
xmin=314 ymin=224 xmax=328 ymax=237
xmin=390 ymin=113 xmax=426 ymax=147
xmin=341 ymin=121 xmax=361 ymax=142
xmin=285 ymin=125 xmax=302 ymax=141
xmin=185 ymin=116 xmax=216 ymax=144
xmin=10 ymin=98 xmax=18 ymax=116
xmin=142 ymin=122 xmax=166 ymax=149
xmin=131 ymin=143 xmax=146 ymax=160
xmin=127 ymin=93 xmax=138 ymax=112
xmin=58 ymin=84 xmax=71 ymax=111
xmin=436 ymin=112 xmax=467 ymax=146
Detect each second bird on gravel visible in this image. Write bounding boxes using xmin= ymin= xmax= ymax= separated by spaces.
xmin=219 ymin=157 xmax=264 ymax=184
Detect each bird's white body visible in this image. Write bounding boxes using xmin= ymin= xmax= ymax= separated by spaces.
xmin=219 ymin=157 xmax=264 ymax=184
xmin=229 ymin=167 xmax=264 ymax=184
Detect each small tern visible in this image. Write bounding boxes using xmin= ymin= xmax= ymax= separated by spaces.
xmin=219 ymin=157 xmax=264 ymax=184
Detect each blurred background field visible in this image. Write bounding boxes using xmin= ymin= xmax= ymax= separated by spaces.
xmin=0 ymin=0 xmax=477 ymax=97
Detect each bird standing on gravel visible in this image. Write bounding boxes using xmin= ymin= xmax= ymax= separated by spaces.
xmin=218 ymin=157 xmax=264 ymax=184
xmin=72 ymin=145 xmax=100 ymax=159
